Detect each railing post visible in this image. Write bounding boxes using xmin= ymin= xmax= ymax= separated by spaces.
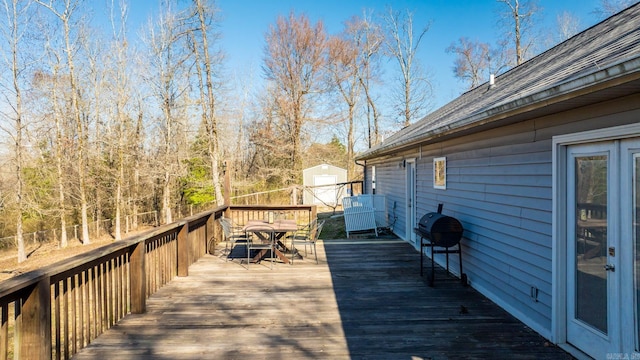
xmin=19 ymin=277 xmax=51 ymax=360
xmin=130 ymin=241 xmax=146 ymax=314
xmin=223 ymin=161 xmax=231 ymax=218
xmin=206 ymin=214 xmax=216 ymax=255
xmin=177 ymin=223 xmax=189 ymax=277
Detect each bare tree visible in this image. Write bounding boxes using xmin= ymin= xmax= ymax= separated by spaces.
xmin=327 ymin=33 xmax=361 ymax=179
xmin=383 ymin=7 xmax=431 ymax=127
xmin=223 ymin=70 xmax=255 ymax=186
xmin=349 ymin=11 xmax=384 ymax=148
xmin=446 ymin=37 xmax=511 ymax=90
xmin=35 ymin=44 xmax=72 ymax=249
xmin=446 ymin=38 xmax=491 ymax=90
xmin=497 ymin=0 xmax=541 ymax=66
xmin=555 ymin=11 xmax=581 ymax=42
xmin=80 ymin=24 xmax=111 ymax=241
xmin=0 ymin=0 xmax=33 ymax=261
xmin=105 ymin=0 xmax=130 ymax=240
xmin=593 ymin=0 xmax=636 ymax=18
xmin=32 ymin=20 xmax=72 ymax=249
xmin=262 ymin=12 xmax=326 ymax=184
xmin=191 ymin=0 xmax=225 ymax=205
xmin=246 ymin=87 xmax=296 ymax=186
xmin=143 ymin=1 xmax=195 ymax=224
xmin=37 ymin=0 xmax=92 ymax=244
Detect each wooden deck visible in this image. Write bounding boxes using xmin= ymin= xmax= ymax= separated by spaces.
xmin=72 ymin=237 xmax=573 ymax=359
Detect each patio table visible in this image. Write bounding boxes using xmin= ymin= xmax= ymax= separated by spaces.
xmin=243 ymin=219 xmax=298 ymax=264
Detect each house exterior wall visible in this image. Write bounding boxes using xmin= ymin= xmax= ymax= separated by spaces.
xmin=362 ymin=93 xmax=640 ymax=338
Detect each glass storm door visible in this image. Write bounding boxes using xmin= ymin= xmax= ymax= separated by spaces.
xmin=566 ymin=142 xmax=619 ymax=358
xmin=566 ymin=139 xmax=640 ymax=358
xmin=621 ymin=139 xmax=640 ymax=357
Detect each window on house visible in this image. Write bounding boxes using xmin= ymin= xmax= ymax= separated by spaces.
xmin=434 ymin=157 xmax=446 ymax=189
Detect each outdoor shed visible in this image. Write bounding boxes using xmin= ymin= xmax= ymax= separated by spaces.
xmin=302 ymin=163 xmax=348 ymax=206
xmin=356 ymin=4 xmax=640 ymax=359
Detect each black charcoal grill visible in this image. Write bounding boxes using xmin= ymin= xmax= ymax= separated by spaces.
xmin=414 ymin=204 xmax=466 ymax=286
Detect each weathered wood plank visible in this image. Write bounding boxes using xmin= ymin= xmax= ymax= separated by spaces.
xmin=72 ymin=238 xmax=572 ymax=359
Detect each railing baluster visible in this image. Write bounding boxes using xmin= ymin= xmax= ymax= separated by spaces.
xmin=162 ymin=236 xmax=167 ymax=286
xmin=90 ymin=267 xmax=96 ymax=343
xmin=71 ymin=275 xmax=78 ymax=356
xmin=98 ymin=263 xmax=107 ymax=334
xmin=79 ymin=271 xmax=85 ymax=349
xmin=150 ymin=240 xmax=156 ymax=293
xmin=121 ymin=254 xmax=127 ymax=318
xmin=125 ymin=253 xmax=131 ymax=315
xmin=107 ymin=259 xmax=114 ymax=329
xmin=63 ymin=278 xmax=69 ymax=360
xmin=54 ymin=281 xmax=61 ymax=360
xmin=115 ymin=257 xmax=121 ymax=323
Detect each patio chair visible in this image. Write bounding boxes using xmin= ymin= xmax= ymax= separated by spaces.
xmin=219 ymin=217 xmax=248 ymax=261
xmin=290 ymin=220 xmax=325 ymax=264
xmin=245 ymin=224 xmax=276 ymax=269
xmin=286 ymin=219 xmax=315 ymax=254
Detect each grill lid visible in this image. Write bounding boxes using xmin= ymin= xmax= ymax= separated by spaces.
xmin=416 ymin=212 xmax=463 ymax=248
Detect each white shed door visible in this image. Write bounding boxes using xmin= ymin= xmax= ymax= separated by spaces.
xmin=313 ymin=175 xmax=337 ymax=205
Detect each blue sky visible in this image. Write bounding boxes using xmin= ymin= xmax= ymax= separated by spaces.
xmin=205 ymin=0 xmax=605 ymax=110
xmin=122 ymin=0 xmax=613 ymax=134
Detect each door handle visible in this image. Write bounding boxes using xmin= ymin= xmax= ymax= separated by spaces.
xmin=604 ymin=264 xmax=615 ymax=272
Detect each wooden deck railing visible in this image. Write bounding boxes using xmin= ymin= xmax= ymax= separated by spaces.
xmin=228 ymin=204 xmax=317 ymax=227
xmin=0 ymin=204 xmax=316 ymax=360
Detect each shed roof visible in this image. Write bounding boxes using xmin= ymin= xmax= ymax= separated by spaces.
xmin=357 ymin=3 xmax=640 ymax=160
xmin=303 ymin=163 xmax=346 ymax=173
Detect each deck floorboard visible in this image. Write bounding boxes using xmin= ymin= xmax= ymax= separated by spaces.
xmin=72 ymin=237 xmax=573 ymax=359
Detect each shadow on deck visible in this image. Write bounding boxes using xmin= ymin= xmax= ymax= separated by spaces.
xmin=72 ymin=235 xmax=573 ymax=359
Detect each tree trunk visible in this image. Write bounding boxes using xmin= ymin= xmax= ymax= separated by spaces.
xmin=133 ymin=108 xmax=143 ymax=230
xmin=194 ymin=0 xmax=224 ymax=205
xmin=163 ymin=171 xmax=172 ymax=224
xmin=51 ymin=64 xmax=68 ymax=248
xmin=8 ymin=0 xmax=26 ymax=262
xmin=514 ymin=1 xmax=522 ymax=65
xmin=360 ymin=76 xmax=380 ymax=148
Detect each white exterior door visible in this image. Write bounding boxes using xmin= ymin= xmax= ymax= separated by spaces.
xmin=406 ymin=160 xmax=417 ymax=247
xmin=564 ymin=139 xmax=640 ymax=359
xmin=620 ymin=139 xmax=640 ymax=358
xmin=566 ymin=142 xmax=619 ymax=358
